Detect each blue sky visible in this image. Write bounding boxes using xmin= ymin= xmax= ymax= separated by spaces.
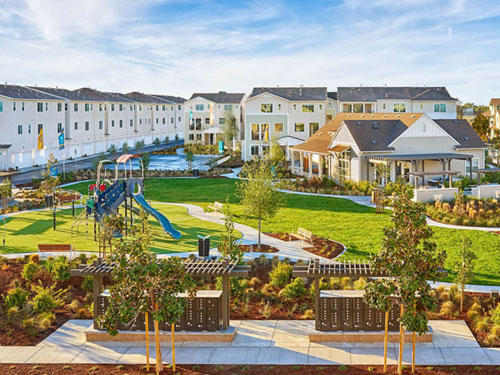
xmin=0 ymin=0 xmax=499 ymax=104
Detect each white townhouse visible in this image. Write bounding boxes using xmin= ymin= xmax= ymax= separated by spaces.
xmin=149 ymin=94 xmax=186 ymax=141
xmin=30 ymin=86 xmax=106 ymax=159
xmin=487 ymin=98 xmax=500 ymax=137
xmin=290 ymin=113 xmax=485 ymax=185
xmin=335 ymin=86 xmax=458 ymax=119
xmin=242 ymin=87 xmax=328 ymax=161
xmin=184 ymin=92 xmax=246 ymax=145
xmin=0 ymin=84 xmax=67 ymax=169
xmin=327 ymin=92 xmax=338 ymax=122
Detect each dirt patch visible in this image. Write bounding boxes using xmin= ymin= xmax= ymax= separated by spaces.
xmin=1 ymin=364 xmax=500 ymax=375
xmin=239 ymin=244 xmax=279 ymax=253
xmin=265 ymin=232 xmax=345 ymax=259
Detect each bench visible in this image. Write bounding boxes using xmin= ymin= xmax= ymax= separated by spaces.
xmin=38 ymin=244 xmax=74 ymax=260
xmin=207 ymin=201 xmax=224 ymax=213
xmin=289 ymin=227 xmax=313 ymax=247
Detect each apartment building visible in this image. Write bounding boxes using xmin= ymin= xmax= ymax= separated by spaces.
xmin=488 ymin=98 xmax=500 ymax=137
xmin=149 ymin=94 xmax=186 ymax=139
xmin=335 ymin=86 xmax=458 ymax=119
xmin=242 ymin=87 xmax=328 ymax=161
xmin=184 ymin=91 xmax=246 ymax=145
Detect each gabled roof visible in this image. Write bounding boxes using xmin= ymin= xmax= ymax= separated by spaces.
xmin=74 ymin=88 xmax=135 ymax=103
xmin=434 ymin=119 xmax=486 ymax=149
xmin=124 ymin=92 xmax=170 ymax=103
xmin=290 ymin=113 xmax=423 ymax=154
xmin=30 ymin=86 xmax=102 ymax=101
xmin=490 ymin=98 xmax=500 ymax=106
xmin=190 ymin=91 xmax=245 ymax=103
xmin=343 ymin=120 xmax=408 ymax=152
xmin=0 ymin=84 xmax=61 ymax=100
xmin=337 ymin=87 xmax=456 ymax=102
xmin=248 ymin=87 xmax=327 ymax=101
xmin=327 ymin=91 xmax=338 ymax=100
xmin=149 ymin=94 xmax=186 ymax=104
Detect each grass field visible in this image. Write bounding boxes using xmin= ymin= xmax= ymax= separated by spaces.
xmin=0 ymin=203 xmax=233 ymax=254
xmin=42 ymin=179 xmax=500 ymax=284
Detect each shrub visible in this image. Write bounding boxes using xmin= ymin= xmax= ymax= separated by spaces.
xmin=491 ymin=303 xmax=500 ymax=326
xmin=81 ymin=276 xmax=93 ymax=292
xmin=269 ymin=262 xmax=293 ymax=288
xmin=36 ymin=312 xmax=56 ymax=330
xmin=21 ymin=318 xmax=38 ymax=338
xmin=4 ymin=287 xmax=29 ymax=309
xmin=302 ymin=309 xmax=314 ymax=319
xmin=21 ymin=261 xmax=40 ymax=282
xmin=50 ymin=261 xmax=71 ymax=282
xmin=68 ymin=299 xmax=81 ymax=312
xmin=29 ymin=254 xmax=40 ymax=264
xmin=248 ymin=277 xmax=261 ymax=287
xmin=353 ymin=277 xmax=367 ymax=290
xmin=31 ymin=282 xmax=65 ymax=313
xmin=282 ymin=278 xmax=307 ymax=300
xmin=259 ymin=301 xmax=272 ymax=319
xmin=475 ymin=317 xmax=490 ymax=333
xmin=440 ymin=301 xmax=456 ymax=317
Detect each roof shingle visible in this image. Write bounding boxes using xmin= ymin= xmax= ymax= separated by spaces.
xmin=337 ymin=87 xmax=456 ymax=102
xmin=190 ymin=91 xmax=245 ymax=103
xmin=249 ymin=87 xmax=327 ymax=101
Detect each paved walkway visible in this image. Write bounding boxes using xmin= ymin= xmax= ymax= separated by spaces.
xmin=1 ymin=319 xmax=499 ymax=365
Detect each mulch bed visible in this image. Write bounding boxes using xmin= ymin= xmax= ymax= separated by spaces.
xmin=2 ymin=364 xmax=500 ymax=375
xmin=265 ymin=232 xmax=345 ymax=259
xmin=239 ymin=244 xmax=279 ymax=253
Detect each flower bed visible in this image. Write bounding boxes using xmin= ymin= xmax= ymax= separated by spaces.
xmin=426 ymin=197 xmax=500 ymax=227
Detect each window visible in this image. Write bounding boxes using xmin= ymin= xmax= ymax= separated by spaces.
xmin=111 ymin=120 xmax=115 ymax=127
xmin=261 ymin=104 xmax=272 ymax=113
xmin=130 ymin=119 xmax=133 ymax=127
xmin=295 ymin=123 xmax=305 ymax=132
xmin=251 ymin=124 xmax=260 ymax=140
xmin=393 ymin=103 xmax=406 ymax=113
xmin=37 ymin=124 xmax=43 ymax=134
xmin=302 ymin=104 xmax=314 ymax=112
xmin=162 ymin=105 xmax=165 ymax=111
xmin=74 ymin=103 xmax=78 ymax=112
xmin=85 ymin=121 xmax=90 ymax=131
xmin=293 ymin=104 xmax=297 ymax=110
xmin=218 ymin=105 xmax=220 ymax=109
xmin=74 ymin=122 xmax=78 ymax=130
xmin=99 ymin=103 xmax=103 ymax=111
xmin=171 ymin=105 xmax=173 ymax=111
xmin=17 ymin=125 xmax=22 ymax=134
xmin=28 ymin=125 xmax=31 ymax=133
xmin=338 ymin=150 xmax=350 ymax=179
xmin=139 ymin=119 xmax=142 ymax=125
xmin=162 ymin=118 xmax=165 ymax=124
xmin=353 ymin=104 xmax=363 ymax=113
xmin=195 ymin=104 xmax=204 ymax=111
xmin=65 ymin=103 xmax=68 ymax=111
xmin=309 ymin=122 xmax=319 ymax=136
xmin=188 ymin=134 xmax=194 ymax=141
xmin=236 ymin=104 xmax=239 ymax=109
xmin=13 ymin=102 xmax=16 ymax=111
xmin=37 ymin=103 xmax=43 ymax=112
xmin=45 ymin=103 xmax=48 ymax=111
xmin=130 ymin=105 xmax=133 ymax=111
xmin=219 ymin=117 xmax=225 ymax=124
xmin=465 ymin=158 xmax=479 ymax=174
xmin=196 ymin=134 xmax=202 ymax=141
xmin=85 ymin=103 xmax=90 ymax=111
xmin=111 ymin=104 xmax=115 ymax=111
xmin=0 ymin=102 xmax=3 ymax=112
xmin=319 ymin=104 xmax=323 ymax=110
xmin=171 ymin=117 xmax=173 ymax=124
xmin=57 ymin=103 xmax=62 ymax=112
xmin=420 ymin=103 xmax=423 ymax=110
xmin=99 ymin=120 xmax=103 ymax=130
xmin=119 ymin=120 xmax=123 ymax=128
xmin=57 ymin=123 xmax=63 ymax=133
xmin=251 ymin=145 xmax=259 ymax=156
xmin=178 ymin=105 xmax=181 ymax=110
xmin=119 ymin=104 xmax=123 ymax=111
xmin=342 ymin=103 xmax=352 ymax=112
xmin=382 ymin=103 xmax=386 ymax=110
xmin=205 ymin=118 xmax=210 ymax=124
xmin=274 ymin=123 xmax=284 ymax=133
xmin=139 ymin=105 xmax=142 ymax=111
xmin=434 ymin=103 xmax=446 ymax=112
xmin=278 ymin=104 xmax=281 ymax=110
xmin=22 ymin=102 xmax=24 ymax=111
xmin=156 ymin=118 xmax=159 ymax=124
xmin=178 ymin=116 xmax=181 ymax=122
xmin=224 ymin=104 xmax=232 ymax=111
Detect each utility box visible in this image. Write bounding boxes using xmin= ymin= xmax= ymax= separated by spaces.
xmin=198 ymin=237 xmax=210 ymax=257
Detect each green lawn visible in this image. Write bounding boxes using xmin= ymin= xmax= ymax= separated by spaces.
xmin=0 ymin=203 xmax=233 ymax=254
xmin=58 ymin=179 xmax=500 ymax=285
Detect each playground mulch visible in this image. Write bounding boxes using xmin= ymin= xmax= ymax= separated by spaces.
xmin=1 ymin=364 xmax=500 ymax=375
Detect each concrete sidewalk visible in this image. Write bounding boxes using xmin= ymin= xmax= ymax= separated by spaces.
xmin=1 ymin=319 xmax=499 ymax=365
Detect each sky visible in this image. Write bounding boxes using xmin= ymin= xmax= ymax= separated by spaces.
xmin=0 ymin=0 xmax=499 ymax=104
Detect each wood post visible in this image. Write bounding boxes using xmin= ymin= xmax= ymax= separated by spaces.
xmin=145 ymin=312 xmax=150 ymax=371
xmin=221 ymin=274 xmax=229 ymax=330
xmin=314 ymin=275 xmax=320 ymax=331
xmin=384 ymin=310 xmax=389 ymax=373
xmin=92 ymin=274 xmax=103 ymax=329
xmin=171 ymin=323 xmax=176 ymax=372
xmin=412 ymin=331 xmax=416 ymax=373
xmin=398 ymin=305 xmax=404 ymax=375
xmin=154 ymin=318 xmax=161 ymax=375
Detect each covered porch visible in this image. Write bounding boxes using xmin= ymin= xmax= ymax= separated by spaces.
xmin=203 ymin=126 xmax=223 ymax=146
xmin=289 ymin=139 xmax=331 ymax=179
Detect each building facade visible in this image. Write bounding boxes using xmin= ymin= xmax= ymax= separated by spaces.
xmin=184 ymin=92 xmax=246 ymax=145
xmin=488 ymin=98 xmax=500 ymax=137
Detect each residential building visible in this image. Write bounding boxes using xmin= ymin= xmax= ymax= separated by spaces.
xmin=149 ymin=94 xmax=186 ymax=139
xmin=488 ymin=98 xmax=500 ymax=137
xmin=290 ymin=113 xmax=485 ymax=184
xmin=243 ymin=87 xmax=328 ymax=161
xmin=336 ymin=87 xmax=458 ymax=119
xmin=184 ymin=91 xmax=246 ymax=145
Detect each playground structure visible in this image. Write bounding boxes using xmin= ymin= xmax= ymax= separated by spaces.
xmin=71 ymin=154 xmax=181 ymax=257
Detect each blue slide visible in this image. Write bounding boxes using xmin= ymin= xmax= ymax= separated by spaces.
xmin=132 ymin=193 xmax=182 ymax=239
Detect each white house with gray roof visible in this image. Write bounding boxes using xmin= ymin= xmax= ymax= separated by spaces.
xmin=334 ymin=86 xmax=458 ymax=119
xmin=184 ymin=91 xmax=246 ymax=146
xmin=243 ymin=87 xmax=329 ymax=161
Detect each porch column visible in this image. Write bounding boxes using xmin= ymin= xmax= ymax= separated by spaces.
xmin=300 ymin=152 xmax=304 ymax=176
xmin=308 ymin=153 xmax=312 ymax=179
xmin=291 ymin=151 xmax=295 ymax=174
xmin=469 ymin=157 xmax=473 ymax=180
xmin=440 ymin=159 xmax=446 ymax=188
xmin=318 ymin=155 xmax=323 ymax=178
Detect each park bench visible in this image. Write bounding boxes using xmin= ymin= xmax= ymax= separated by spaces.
xmin=207 ymin=201 xmax=224 ymax=213
xmin=289 ymin=227 xmax=313 ymax=247
xmin=38 ymin=244 xmax=74 ymax=260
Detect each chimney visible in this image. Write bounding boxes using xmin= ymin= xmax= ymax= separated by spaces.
xmin=299 ymin=84 xmax=303 ymax=96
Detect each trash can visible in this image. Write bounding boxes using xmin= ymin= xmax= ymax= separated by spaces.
xmin=198 ymin=237 xmax=210 ymax=257
xmin=193 ymin=169 xmax=199 ymax=177
xmin=44 ymin=195 xmax=54 ymax=208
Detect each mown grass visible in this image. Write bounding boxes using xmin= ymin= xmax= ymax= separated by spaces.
xmin=64 ymin=178 xmax=500 ymax=285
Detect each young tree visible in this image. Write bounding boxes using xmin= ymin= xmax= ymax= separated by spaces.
xmin=141 ymin=153 xmax=151 ymax=177
xmin=0 ymin=179 xmax=12 ymax=211
xmin=98 ymin=217 xmax=196 ymax=375
xmin=238 ymin=160 xmax=283 ymax=250
xmin=453 ymin=237 xmax=476 ymax=312
xmin=222 ymin=110 xmax=238 ymax=154
xmin=185 ymin=149 xmax=194 ymax=171
xmin=135 ymin=140 xmax=145 ymax=153
xmin=375 ymin=163 xmax=390 ymax=186
xmin=108 ymin=144 xmax=117 ymax=159
xmin=122 ymin=142 xmax=129 ymax=153
xmin=364 ymin=185 xmax=446 ymax=374
xmin=269 ymin=138 xmax=286 ymax=176
xmin=40 ymin=153 xmax=60 ymax=196
xmin=471 ymin=113 xmax=490 ymax=141
xmin=218 ymin=198 xmax=243 ymax=262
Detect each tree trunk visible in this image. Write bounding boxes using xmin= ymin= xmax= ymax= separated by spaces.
xmin=384 ymin=310 xmax=389 ymax=373
xmin=398 ymin=305 xmax=404 ymax=375
xmin=258 ymin=217 xmax=261 ymax=251
xmin=460 ymin=284 xmax=464 ymax=313
xmin=171 ymin=323 xmax=176 ymax=372
xmin=412 ymin=331 xmax=416 ymax=374
xmin=145 ymin=312 xmax=150 ymax=371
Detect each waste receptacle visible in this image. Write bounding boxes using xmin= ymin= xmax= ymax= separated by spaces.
xmin=44 ymin=195 xmax=54 ymax=208
xmin=198 ymin=237 xmax=210 ymax=257
xmin=193 ymin=169 xmax=199 ymax=177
